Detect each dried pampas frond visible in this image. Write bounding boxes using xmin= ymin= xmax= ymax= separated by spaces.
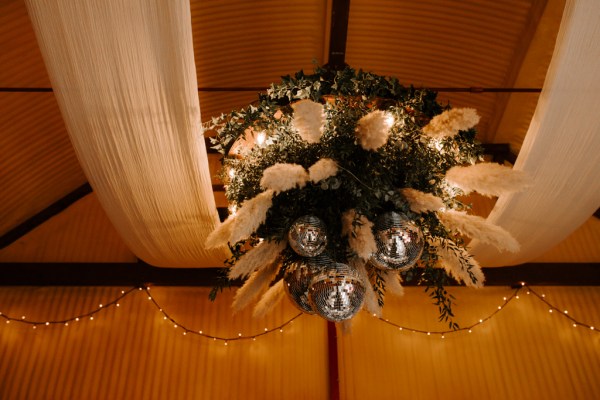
xmin=429 ymin=238 xmax=484 ymax=288
xmin=352 ymin=259 xmax=381 ymax=317
xmin=400 ymin=188 xmax=445 ymax=213
xmin=260 ymin=163 xmax=309 ymax=193
xmin=342 ymin=209 xmax=377 ymax=260
xmin=437 ymin=210 xmax=520 ymax=253
xmin=205 ymin=216 xmax=235 ymax=249
xmin=355 ymin=110 xmax=393 ymax=150
xmin=253 ymin=279 xmax=286 ymax=318
xmin=382 ymin=271 xmax=404 ymax=297
xmin=422 ymin=108 xmax=480 ymax=139
xmin=291 ymin=99 xmax=325 ymax=143
xmin=228 ymin=190 xmax=274 ymax=245
xmin=308 ymin=158 xmax=339 ymax=183
xmin=445 ymin=163 xmax=529 ymax=197
xmin=206 ymin=190 xmax=274 ymax=248
xmin=228 ymin=239 xmax=287 ymax=280
xmin=232 ymin=260 xmax=280 ymax=313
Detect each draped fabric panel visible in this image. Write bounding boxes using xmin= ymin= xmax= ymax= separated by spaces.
xmin=24 ymin=0 xmax=228 ymax=267
xmin=470 ymin=0 xmax=600 ymax=266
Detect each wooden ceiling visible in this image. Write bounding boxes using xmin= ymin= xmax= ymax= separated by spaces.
xmin=1 ymin=0 xmax=599 ymax=272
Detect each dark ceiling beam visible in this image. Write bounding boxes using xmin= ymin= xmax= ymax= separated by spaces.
xmin=0 ymin=183 xmax=93 ymax=249
xmin=486 ymin=0 xmax=549 ymax=141
xmin=325 ymin=0 xmax=351 ymax=69
xmin=0 ymin=262 xmax=598 ymax=287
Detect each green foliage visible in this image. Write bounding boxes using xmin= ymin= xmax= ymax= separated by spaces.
xmin=208 ymin=66 xmax=484 ymax=328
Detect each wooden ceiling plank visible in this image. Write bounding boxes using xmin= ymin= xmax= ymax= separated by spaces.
xmin=0 ymin=183 xmax=92 ymax=249
xmin=325 ymin=0 xmax=351 ymax=68
xmin=486 ymin=0 xmax=550 ymax=142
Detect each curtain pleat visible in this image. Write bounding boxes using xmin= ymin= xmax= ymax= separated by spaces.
xmin=470 ymin=0 xmax=600 ymax=266
xmin=25 ymin=0 xmax=229 ymax=267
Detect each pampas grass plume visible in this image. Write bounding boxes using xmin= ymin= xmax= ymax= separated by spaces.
xmin=260 ymin=163 xmax=309 ymax=193
xmin=308 ymin=158 xmax=339 ymax=183
xmin=253 ymin=279 xmax=286 ymax=318
xmin=292 ymin=99 xmax=325 ymax=143
xmin=232 ymin=260 xmax=280 ymax=313
xmin=355 ymin=110 xmax=393 ymax=150
xmin=430 ymin=238 xmax=484 ymax=288
xmin=228 ymin=190 xmax=274 ymax=245
xmin=342 ymin=210 xmax=377 ymax=260
xmin=352 ymin=259 xmax=381 ymax=317
xmin=445 ymin=163 xmax=529 ymax=197
xmin=400 ymin=188 xmax=445 ymax=213
xmin=382 ymin=271 xmax=404 ymax=297
xmin=228 ymin=239 xmax=287 ymax=280
xmin=438 ymin=209 xmax=520 ymax=253
xmin=422 ymin=108 xmax=480 ymax=139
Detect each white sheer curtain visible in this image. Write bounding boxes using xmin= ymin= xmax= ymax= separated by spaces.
xmin=470 ymin=0 xmax=600 ymax=266
xmin=25 ymin=0 xmax=229 ymax=267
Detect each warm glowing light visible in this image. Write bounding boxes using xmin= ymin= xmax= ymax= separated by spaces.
xmin=99 ymin=304 xmax=103 ymax=308
xmin=564 ymin=310 xmax=568 ymax=314
xmin=228 ymin=168 xmax=235 ymax=179
xmin=256 ymin=131 xmax=266 ymax=146
xmin=45 ymin=322 xmax=49 ymax=326
xmin=384 ymin=113 xmax=395 ymax=127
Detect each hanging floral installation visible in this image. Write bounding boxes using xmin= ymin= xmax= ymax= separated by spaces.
xmin=207 ymin=67 xmax=527 ymax=328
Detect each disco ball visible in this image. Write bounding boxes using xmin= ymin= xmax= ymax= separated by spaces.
xmin=308 ymin=262 xmax=366 ymax=322
xmin=370 ymin=211 xmax=424 ymax=271
xmin=283 ymin=254 xmax=334 ymax=313
xmin=288 ymin=215 xmax=328 ymax=257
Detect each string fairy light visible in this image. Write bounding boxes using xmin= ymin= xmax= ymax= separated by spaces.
xmin=142 ymin=287 xmax=302 ymax=342
xmin=0 ymin=284 xmax=597 ymax=340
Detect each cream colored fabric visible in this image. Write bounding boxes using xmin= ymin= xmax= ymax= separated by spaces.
xmin=470 ymin=0 xmax=600 ymax=266
xmin=25 ymin=0 xmax=229 ymax=267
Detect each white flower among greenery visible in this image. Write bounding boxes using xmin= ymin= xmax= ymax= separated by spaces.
xmin=291 ymin=99 xmax=325 ymax=143
xmin=355 ymin=110 xmax=394 ymax=150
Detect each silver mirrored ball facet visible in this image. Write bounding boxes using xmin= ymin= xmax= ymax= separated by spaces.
xmin=288 ymin=215 xmax=328 ymax=257
xmin=370 ymin=211 xmax=424 ymax=271
xmin=283 ymin=261 xmax=316 ymax=314
xmin=308 ymin=262 xmax=366 ymax=322
xmin=283 ymin=255 xmax=333 ymax=314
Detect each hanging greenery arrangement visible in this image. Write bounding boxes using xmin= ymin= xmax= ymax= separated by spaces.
xmin=207 ymin=66 xmax=526 ymax=328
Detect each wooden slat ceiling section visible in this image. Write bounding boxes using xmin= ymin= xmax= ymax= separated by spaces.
xmin=0 ymin=286 xmax=329 ymax=399
xmin=191 ymin=0 xmax=329 ymax=122
xmin=338 ymin=286 xmax=600 ymax=399
xmin=0 ymin=194 xmax=136 ymax=263
xmin=345 ymin=0 xmax=549 ymax=144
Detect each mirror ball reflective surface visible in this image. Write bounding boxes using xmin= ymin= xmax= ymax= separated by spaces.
xmin=308 ymin=262 xmax=366 ymax=322
xmin=370 ymin=211 xmax=424 ymax=271
xmin=288 ymin=215 xmax=328 ymax=257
